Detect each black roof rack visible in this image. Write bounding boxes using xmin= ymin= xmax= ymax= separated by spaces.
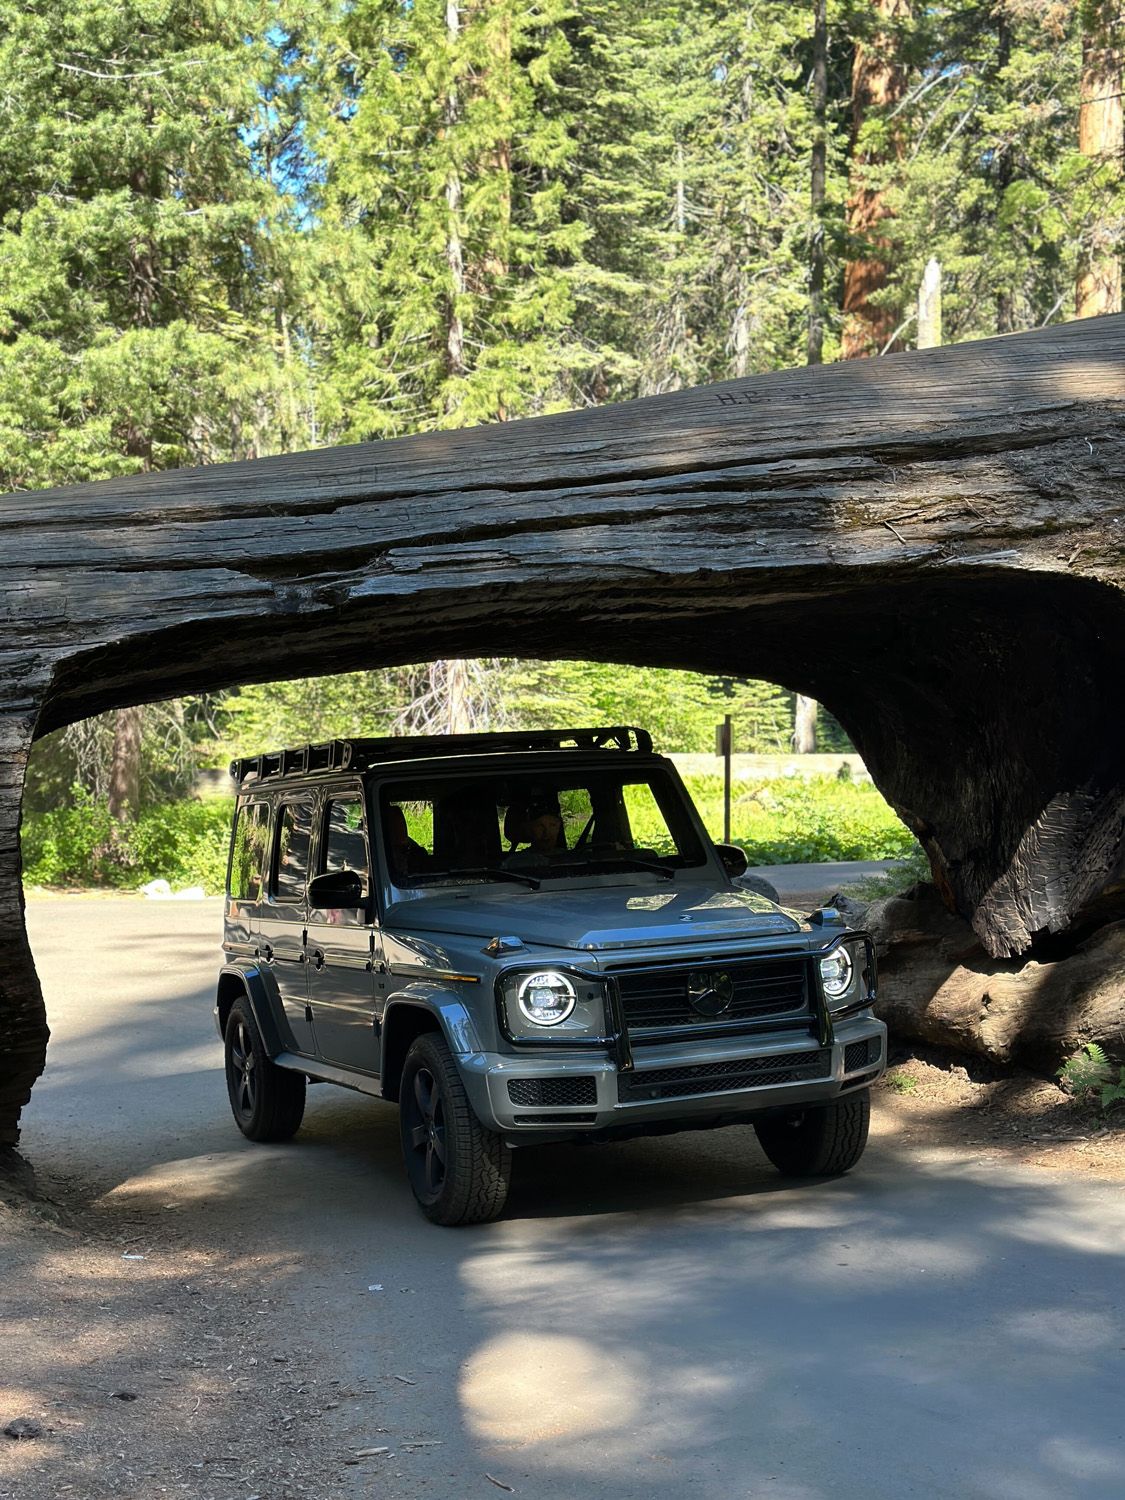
xmin=229 ymin=726 xmax=654 ymax=786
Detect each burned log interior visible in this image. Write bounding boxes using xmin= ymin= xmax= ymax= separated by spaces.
xmin=1 ymin=314 xmax=1123 ymax=1142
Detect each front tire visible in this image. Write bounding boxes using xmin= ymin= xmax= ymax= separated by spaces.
xmin=754 ymin=1088 xmax=870 ymax=1177
xmin=224 ymin=998 xmax=306 ymax=1143
xmin=399 ymin=1032 xmax=512 ymax=1226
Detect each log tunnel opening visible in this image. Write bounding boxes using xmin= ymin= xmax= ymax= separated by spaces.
xmin=34 ymin=560 xmax=1125 ymax=959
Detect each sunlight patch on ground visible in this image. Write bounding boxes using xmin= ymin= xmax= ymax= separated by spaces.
xmin=460 ymin=1331 xmax=642 ymax=1445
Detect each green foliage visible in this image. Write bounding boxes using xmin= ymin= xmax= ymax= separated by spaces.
xmin=1057 ymin=1043 xmax=1125 ymax=1112
xmin=0 ymin=0 xmax=310 ymax=490
xmin=883 ymin=1071 xmax=919 ymax=1096
xmin=660 ymin=772 xmax=918 ymax=866
xmin=22 ymin=791 xmax=232 ymax=892
xmin=836 ymin=844 xmax=933 ymax=901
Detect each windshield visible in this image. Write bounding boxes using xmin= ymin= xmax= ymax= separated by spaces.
xmin=377 ymin=766 xmax=707 ymax=889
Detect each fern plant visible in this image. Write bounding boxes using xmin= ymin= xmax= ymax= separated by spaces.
xmin=1057 ymin=1043 xmax=1125 ymax=1112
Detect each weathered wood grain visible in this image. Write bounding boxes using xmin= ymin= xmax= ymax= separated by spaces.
xmin=1 ymin=314 xmax=1124 ymax=1143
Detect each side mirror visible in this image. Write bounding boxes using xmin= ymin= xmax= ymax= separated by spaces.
xmin=308 ymin=869 xmax=365 ymax=910
xmin=715 ymin=843 xmax=748 ymax=878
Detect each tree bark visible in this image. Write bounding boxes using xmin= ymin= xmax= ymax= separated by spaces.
xmin=444 ymin=0 xmax=467 ymax=393
xmin=1076 ymin=0 xmax=1123 ymax=319
xmin=841 ymin=0 xmax=912 ymax=359
xmin=107 ymin=705 xmax=143 ymax=822
xmin=1 ymin=316 xmax=1124 ymax=1141
xmin=807 ymin=0 xmax=829 ymax=368
xmin=858 ymin=884 xmax=1125 ymax=1068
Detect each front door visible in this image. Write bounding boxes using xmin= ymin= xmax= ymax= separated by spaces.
xmin=305 ymin=791 xmax=380 ymax=1075
xmin=259 ymin=797 xmax=317 ymax=1056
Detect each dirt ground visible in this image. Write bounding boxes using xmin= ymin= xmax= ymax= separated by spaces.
xmin=2 ymin=1058 xmax=1122 ymax=1500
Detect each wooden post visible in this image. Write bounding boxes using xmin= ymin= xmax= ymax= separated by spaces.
xmin=716 ymin=716 xmax=733 ymax=844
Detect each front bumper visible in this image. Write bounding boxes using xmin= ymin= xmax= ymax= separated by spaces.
xmin=458 ymin=1015 xmax=886 ymax=1144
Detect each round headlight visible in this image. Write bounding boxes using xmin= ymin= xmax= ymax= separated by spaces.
xmin=517 ymin=971 xmax=577 ymax=1027
xmin=819 ymin=946 xmax=854 ymax=1000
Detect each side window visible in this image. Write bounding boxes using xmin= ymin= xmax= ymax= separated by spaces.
xmin=273 ymin=802 xmax=313 ymax=904
xmin=228 ymin=803 xmax=268 ymax=901
xmin=622 ymin=782 xmax=679 ymax=858
xmin=319 ymin=798 xmax=370 ymax=891
xmin=383 ymin=797 xmax=436 ymax=883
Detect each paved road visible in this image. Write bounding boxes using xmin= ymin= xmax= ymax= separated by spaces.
xmin=19 ymin=897 xmax=1125 ymax=1500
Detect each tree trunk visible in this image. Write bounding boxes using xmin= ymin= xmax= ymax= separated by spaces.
xmin=107 ymin=705 xmax=143 ymax=823
xmin=916 ymin=258 xmax=941 ymax=348
xmin=841 ymin=0 xmax=912 ymax=359
xmin=445 ymin=0 xmax=467 ymax=394
xmin=807 ymin=0 xmax=829 ymax=368
xmin=856 ymin=884 xmax=1125 ymax=1068
xmin=1 ymin=316 xmax=1125 ymax=1141
xmin=792 ymin=695 xmax=818 ymax=754
xmin=0 ymin=667 xmax=51 ymax=1147
xmin=1076 ymin=0 xmax=1123 ymax=319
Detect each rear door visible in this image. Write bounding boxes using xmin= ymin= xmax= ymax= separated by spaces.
xmin=305 ymin=788 xmax=380 ymax=1075
xmin=259 ymin=796 xmax=317 ymax=1056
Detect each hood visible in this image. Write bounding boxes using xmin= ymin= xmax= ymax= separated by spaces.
xmin=384 ymin=879 xmax=805 ymax=952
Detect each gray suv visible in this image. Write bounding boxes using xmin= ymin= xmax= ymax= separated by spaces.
xmin=217 ymin=728 xmax=885 ymax=1224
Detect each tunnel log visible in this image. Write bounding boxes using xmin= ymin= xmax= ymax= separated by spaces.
xmin=1 ymin=315 xmax=1123 ymax=1142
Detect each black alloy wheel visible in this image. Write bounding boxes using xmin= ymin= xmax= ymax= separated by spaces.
xmin=224 ymin=998 xmax=306 ymax=1143
xmin=399 ymin=1032 xmax=512 ymax=1226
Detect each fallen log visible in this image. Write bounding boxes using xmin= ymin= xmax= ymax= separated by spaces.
xmin=1 ymin=315 xmax=1124 ymax=1141
xmin=855 ymin=884 xmax=1125 ymax=1067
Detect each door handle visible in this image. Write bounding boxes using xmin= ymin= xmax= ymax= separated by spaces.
xmin=261 ymin=943 xmax=274 ymax=963
xmin=311 ymin=948 xmax=325 ymax=970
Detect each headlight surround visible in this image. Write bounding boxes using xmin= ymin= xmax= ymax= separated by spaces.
xmin=498 ymin=967 xmax=609 ymax=1044
xmin=819 ymin=944 xmax=856 ymax=1007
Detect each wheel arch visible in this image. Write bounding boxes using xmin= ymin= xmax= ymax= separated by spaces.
xmin=216 ymin=966 xmax=286 ymax=1058
xmin=380 ymin=1003 xmax=445 ymax=1103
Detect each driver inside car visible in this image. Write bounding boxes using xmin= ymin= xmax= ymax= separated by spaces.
xmin=504 ymin=797 xmax=565 ymax=868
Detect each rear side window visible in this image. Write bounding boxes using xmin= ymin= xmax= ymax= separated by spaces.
xmin=228 ymin=803 xmax=269 ymax=901
xmin=273 ymin=802 xmax=313 ymax=903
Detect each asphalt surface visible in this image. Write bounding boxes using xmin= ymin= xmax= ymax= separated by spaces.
xmin=18 ymin=895 xmax=1125 ymax=1500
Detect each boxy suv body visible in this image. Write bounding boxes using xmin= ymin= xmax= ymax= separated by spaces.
xmin=216 ymin=728 xmax=885 ymax=1223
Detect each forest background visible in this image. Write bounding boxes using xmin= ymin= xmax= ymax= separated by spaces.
xmin=2 ymin=0 xmax=1121 ymax=888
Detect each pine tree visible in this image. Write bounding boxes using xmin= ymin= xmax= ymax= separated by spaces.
xmin=310 ymin=0 xmax=585 ymax=439
xmin=0 ymin=0 xmax=309 ymax=491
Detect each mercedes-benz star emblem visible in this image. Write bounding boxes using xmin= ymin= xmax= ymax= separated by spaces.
xmin=687 ymin=970 xmax=734 ymax=1018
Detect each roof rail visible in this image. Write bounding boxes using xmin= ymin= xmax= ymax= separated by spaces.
xmin=229 ymin=726 xmax=654 ymax=785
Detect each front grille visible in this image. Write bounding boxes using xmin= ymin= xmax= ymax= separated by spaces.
xmin=844 ymin=1038 xmax=880 ymax=1072
xmin=507 ymin=1076 xmax=598 ymax=1108
xmin=614 ymin=955 xmax=810 ymax=1037
xmin=618 ymin=1048 xmax=831 ymax=1103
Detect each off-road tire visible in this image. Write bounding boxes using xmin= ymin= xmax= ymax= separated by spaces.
xmin=399 ymin=1032 xmax=512 ymax=1226
xmin=224 ymin=998 xmax=306 ymax=1143
xmin=754 ymin=1088 xmax=870 ymax=1177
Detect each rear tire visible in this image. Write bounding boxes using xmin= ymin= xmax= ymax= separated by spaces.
xmin=754 ymin=1088 xmax=870 ymax=1177
xmin=399 ymin=1032 xmax=512 ymax=1226
xmin=224 ymin=998 xmax=305 ymax=1143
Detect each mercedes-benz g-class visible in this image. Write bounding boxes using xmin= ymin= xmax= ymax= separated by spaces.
xmin=217 ymin=727 xmax=884 ymax=1224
